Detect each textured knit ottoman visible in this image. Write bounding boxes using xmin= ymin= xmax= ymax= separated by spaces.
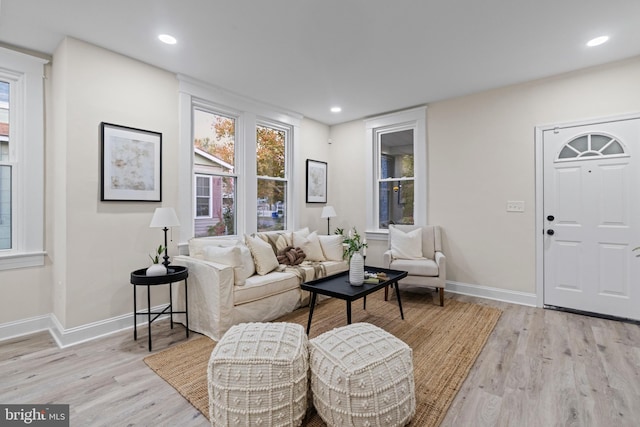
xmin=208 ymin=322 xmax=308 ymax=427
xmin=309 ymin=323 xmax=415 ymax=427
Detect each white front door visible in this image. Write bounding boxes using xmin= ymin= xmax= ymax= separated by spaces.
xmin=543 ymin=118 xmax=640 ymax=320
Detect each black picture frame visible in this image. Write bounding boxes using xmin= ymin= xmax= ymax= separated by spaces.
xmin=306 ymin=159 xmax=327 ymax=203
xmin=100 ymin=122 xmax=162 ymax=202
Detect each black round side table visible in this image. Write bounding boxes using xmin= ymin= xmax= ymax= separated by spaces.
xmin=130 ymin=265 xmax=189 ymax=351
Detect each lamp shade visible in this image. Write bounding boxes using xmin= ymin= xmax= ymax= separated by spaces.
xmin=320 ymin=206 xmax=337 ymax=219
xmin=149 ymin=207 xmax=180 ymax=228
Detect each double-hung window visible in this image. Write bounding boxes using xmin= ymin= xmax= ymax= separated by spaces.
xmin=0 ymin=47 xmax=47 ymax=270
xmin=179 ymin=76 xmax=299 ymax=241
xmin=365 ymin=107 xmax=427 ymax=234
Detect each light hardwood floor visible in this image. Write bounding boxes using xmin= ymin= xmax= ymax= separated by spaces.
xmin=1 ymin=293 xmax=639 ymax=426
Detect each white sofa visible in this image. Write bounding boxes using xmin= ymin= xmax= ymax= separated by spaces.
xmin=171 ymin=230 xmax=348 ymax=341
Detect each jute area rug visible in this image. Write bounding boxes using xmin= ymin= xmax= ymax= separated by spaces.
xmin=144 ymin=292 xmax=501 ymax=426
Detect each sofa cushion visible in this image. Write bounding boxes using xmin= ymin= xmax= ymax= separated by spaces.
xmin=293 ymin=230 xmax=325 ymax=261
xmin=245 ymin=234 xmax=279 ymax=275
xmin=234 ymin=271 xmax=300 ymax=305
xmin=389 ymin=258 xmax=439 ymax=277
xmin=255 ymin=231 xmax=291 ymax=255
xmin=318 ymin=234 xmax=344 ymax=261
xmin=390 ymin=226 xmax=423 ymax=259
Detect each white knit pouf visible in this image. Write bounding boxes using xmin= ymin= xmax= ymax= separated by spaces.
xmin=208 ymin=322 xmax=308 ymax=427
xmin=309 ymin=323 xmax=415 ymax=427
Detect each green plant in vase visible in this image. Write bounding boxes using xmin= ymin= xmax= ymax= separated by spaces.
xmin=335 ymin=227 xmax=368 ymax=260
xmin=149 ymin=245 xmax=165 ymax=265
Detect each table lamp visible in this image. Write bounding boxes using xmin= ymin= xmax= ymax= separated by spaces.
xmin=320 ymin=206 xmax=337 ymax=235
xmin=149 ymin=207 xmax=180 ymax=268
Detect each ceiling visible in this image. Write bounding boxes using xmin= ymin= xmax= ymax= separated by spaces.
xmin=1 ymin=0 xmax=640 ymax=125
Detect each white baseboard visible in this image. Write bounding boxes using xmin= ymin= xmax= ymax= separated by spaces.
xmin=2 ymin=282 xmax=536 ymax=347
xmin=446 ymin=280 xmax=537 ymax=307
xmin=0 ymin=304 xmax=171 ymax=348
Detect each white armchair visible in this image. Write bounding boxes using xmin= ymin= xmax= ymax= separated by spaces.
xmin=382 ymin=224 xmax=446 ymax=306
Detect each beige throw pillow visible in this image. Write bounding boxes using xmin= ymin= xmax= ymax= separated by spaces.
xmin=390 ymin=227 xmax=423 ymax=259
xmin=245 ymin=234 xmax=279 ymax=275
xmin=202 ymin=245 xmax=255 ymax=286
xmin=293 ymin=230 xmax=325 ymax=262
xmin=318 ymin=234 xmax=344 ymax=261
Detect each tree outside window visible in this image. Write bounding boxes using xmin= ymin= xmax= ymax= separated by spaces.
xmin=257 ymin=124 xmax=288 ymax=232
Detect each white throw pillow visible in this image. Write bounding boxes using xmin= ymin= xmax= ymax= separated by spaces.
xmin=390 ymin=227 xmax=423 ymax=259
xmin=318 ymin=234 xmax=344 ymax=261
xmin=245 ymin=234 xmax=279 ymax=275
xmin=293 ymin=230 xmax=325 ymax=262
xmin=202 ymin=245 xmax=255 ymax=286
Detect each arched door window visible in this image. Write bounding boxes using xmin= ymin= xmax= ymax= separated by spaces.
xmin=557 ymin=133 xmax=626 ymax=161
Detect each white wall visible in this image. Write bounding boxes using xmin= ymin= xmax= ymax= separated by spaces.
xmin=1 ymin=38 xmax=334 ymax=335
xmin=51 ymin=38 xmax=180 ymax=328
xmin=330 ymin=55 xmax=640 ymax=295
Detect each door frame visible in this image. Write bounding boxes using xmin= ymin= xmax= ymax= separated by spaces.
xmin=534 ymin=112 xmax=640 ymax=309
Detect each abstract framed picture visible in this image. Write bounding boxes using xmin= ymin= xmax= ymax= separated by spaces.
xmin=305 ymin=159 xmax=327 ymax=203
xmin=100 ymin=122 xmax=162 ymax=202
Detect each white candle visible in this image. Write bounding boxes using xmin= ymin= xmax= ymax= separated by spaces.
xmin=363 ymin=238 xmax=367 ymax=256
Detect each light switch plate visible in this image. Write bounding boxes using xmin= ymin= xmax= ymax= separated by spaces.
xmin=507 ymin=201 xmax=525 ymax=212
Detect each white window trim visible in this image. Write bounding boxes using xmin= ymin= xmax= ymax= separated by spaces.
xmin=364 ymin=106 xmax=427 ymax=240
xmin=0 ymin=47 xmax=48 ymax=270
xmin=177 ymin=75 xmax=301 ymax=247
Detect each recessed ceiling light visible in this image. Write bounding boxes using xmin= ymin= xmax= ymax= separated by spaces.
xmin=158 ymin=34 xmax=177 ymax=45
xmin=330 ymin=107 xmax=342 ymax=113
xmin=586 ymin=36 xmax=609 ymax=47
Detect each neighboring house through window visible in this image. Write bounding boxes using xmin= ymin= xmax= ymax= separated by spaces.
xmin=0 ymin=47 xmax=47 ymax=270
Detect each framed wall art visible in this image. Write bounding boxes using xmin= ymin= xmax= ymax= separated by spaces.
xmin=305 ymin=159 xmax=327 ymax=203
xmin=101 ymin=122 xmax=162 ymax=202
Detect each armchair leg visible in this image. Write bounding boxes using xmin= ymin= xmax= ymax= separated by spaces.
xmin=439 ymin=288 xmax=444 ymax=306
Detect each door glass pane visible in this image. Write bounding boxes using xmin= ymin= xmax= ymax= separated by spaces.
xmin=378 ymin=180 xmax=414 ymax=229
xmin=601 ymin=140 xmax=624 ymax=155
xmin=257 ymin=179 xmax=286 ymax=232
xmin=569 ymin=136 xmax=588 ymax=152
xmin=590 ymin=135 xmax=611 ymax=152
xmin=380 ymin=130 xmax=414 ymax=179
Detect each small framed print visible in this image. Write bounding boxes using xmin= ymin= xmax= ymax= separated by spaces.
xmin=306 ymin=159 xmax=327 ymax=203
xmin=100 ymin=122 xmax=162 ymax=202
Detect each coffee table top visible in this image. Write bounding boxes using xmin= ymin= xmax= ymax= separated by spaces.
xmin=300 ymin=266 xmax=407 ymax=301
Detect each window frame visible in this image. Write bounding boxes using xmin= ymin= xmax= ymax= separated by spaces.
xmin=365 ymin=106 xmax=427 ymax=239
xmin=0 ymin=47 xmax=47 ymax=270
xmin=178 ymin=76 xmax=300 ymax=246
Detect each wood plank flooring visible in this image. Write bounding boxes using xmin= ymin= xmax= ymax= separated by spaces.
xmin=1 ymin=293 xmax=639 ymax=426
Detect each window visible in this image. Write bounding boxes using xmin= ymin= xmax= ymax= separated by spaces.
xmin=557 ymin=133 xmax=627 ymax=161
xmin=193 ymin=108 xmax=237 ymax=237
xmin=0 ymin=81 xmax=10 ymax=249
xmin=0 ymin=47 xmax=47 ymax=270
xmin=378 ymin=129 xmax=415 ymax=228
xmin=179 ymin=77 xmax=300 ymax=241
xmin=195 ymin=175 xmax=212 ymax=218
xmin=257 ymin=123 xmax=289 ymax=232
xmin=365 ymin=107 xmax=427 ymax=234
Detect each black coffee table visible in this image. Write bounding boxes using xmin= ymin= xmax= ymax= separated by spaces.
xmin=300 ymin=266 xmax=408 ymax=334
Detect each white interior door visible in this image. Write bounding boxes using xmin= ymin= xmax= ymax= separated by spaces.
xmin=543 ymin=118 xmax=640 ymax=320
